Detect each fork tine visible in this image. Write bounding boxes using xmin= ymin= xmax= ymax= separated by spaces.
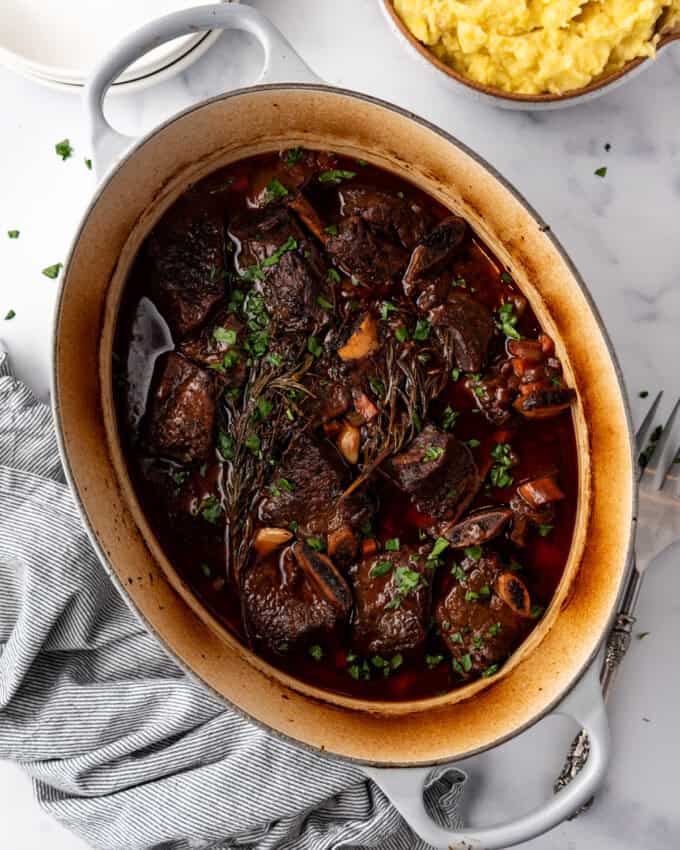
xmin=636 ymin=390 xmax=663 ymax=452
xmin=644 ymin=398 xmax=680 ymax=491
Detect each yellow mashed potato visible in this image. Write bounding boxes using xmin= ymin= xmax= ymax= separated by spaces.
xmin=393 ymin=0 xmax=679 ymax=94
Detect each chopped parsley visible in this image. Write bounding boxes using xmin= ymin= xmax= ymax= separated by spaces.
xmin=497 ymin=301 xmax=521 ymax=340
xmin=240 ymin=236 xmax=298 ymax=283
xmin=4 ymin=309 xmax=16 ymax=320
xmin=487 ymin=622 xmax=502 ymax=637
xmin=319 ymin=169 xmax=356 ymax=184
xmin=213 ymin=326 xmax=237 ymax=345
xmin=537 ymin=523 xmax=554 ymax=537
xmin=42 ymin=263 xmax=63 ymax=279
xmin=395 ymin=326 xmax=409 ymax=342
xmin=327 ymin=267 xmax=341 ymax=283
xmin=465 ymin=439 xmax=481 ymax=448
xmin=530 ymin=603 xmax=545 ymax=619
xmin=386 ymin=565 xmax=424 ymax=609
xmin=306 ymin=537 xmax=325 ymax=552
xmin=594 ymin=166 xmax=607 ymax=178
xmin=429 ymin=537 xmax=449 ymax=561
xmin=324 ymin=224 xmax=339 ymax=236
xmin=422 ymin=445 xmax=445 ymax=462
xmin=464 ymin=545 xmax=483 ymax=562
xmin=461 ymin=654 xmax=473 ymax=673
xmin=316 ymin=295 xmax=334 ymax=310
xmin=284 ymin=147 xmax=303 ymax=166
xmin=465 ymin=591 xmax=479 ymax=602
xmin=442 ymin=406 xmax=459 ymax=431
xmin=307 ymin=336 xmax=323 ymax=358
xmin=200 ymin=562 xmax=212 ymax=577
xmin=264 ymin=176 xmax=289 ymax=203
xmin=245 ymin=433 xmax=261 ymax=454
xmin=481 ymin=664 xmax=499 ymax=678
xmin=384 ymin=538 xmax=400 ymax=551
xmin=268 ymin=352 xmax=283 ymax=368
xmin=309 ymin=644 xmax=323 ymax=662
xmin=55 ymin=139 xmax=73 ymax=160
xmin=370 ymin=560 xmax=393 ymax=578
xmin=84 ymin=158 xmax=92 ymax=171
xmin=451 ymin=564 xmax=466 ymax=582
xmin=199 ymin=496 xmax=222 ymax=525
xmin=489 ymin=442 xmax=516 ymax=489
xmin=368 ymin=376 xmax=385 ymax=398
xmin=7 ymin=230 xmax=19 ymax=239
xmin=451 ymin=367 xmax=461 ymax=382
xmin=639 ymin=390 xmax=649 ymax=398
xmin=500 ymin=271 xmax=513 ymax=284
xmin=450 ymin=631 xmax=464 ymax=644
xmin=379 ymin=301 xmax=397 ymax=320
xmin=217 ymin=430 xmax=235 ymax=460
xmin=413 ymin=318 xmax=431 ymax=341
xmin=425 ymin=654 xmax=444 ymax=670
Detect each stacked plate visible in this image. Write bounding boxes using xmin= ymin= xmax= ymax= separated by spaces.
xmin=0 ymin=0 xmax=235 ymax=94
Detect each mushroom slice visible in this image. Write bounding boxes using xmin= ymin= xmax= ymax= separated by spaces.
xmin=253 ymin=527 xmax=294 ymax=556
xmin=513 ymin=387 xmax=576 ymax=419
xmin=292 ymin=542 xmax=352 ymax=611
xmin=496 ymin=571 xmax=532 ymax=618
xmin=442 ymin=508 xmax=513 ymax=548
xmin=403 ymin=215 xmax=467 ymax=293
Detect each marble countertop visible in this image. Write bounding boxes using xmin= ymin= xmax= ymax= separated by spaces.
xmin=0 ymin=1 xmax=678 ymax=847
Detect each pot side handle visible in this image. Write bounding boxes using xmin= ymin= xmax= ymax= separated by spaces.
xmin=364 ymin=661 xmax=609 ymax=850
xmin=83 ymin=3 xmax=321 ymax=178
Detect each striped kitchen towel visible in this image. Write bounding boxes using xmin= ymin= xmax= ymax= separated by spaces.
xmin=0 ymin=351 xmax=466 ymax=850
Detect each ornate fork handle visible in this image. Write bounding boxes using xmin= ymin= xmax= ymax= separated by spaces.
xmin=553 ymin=565 xmax=642 ymax=812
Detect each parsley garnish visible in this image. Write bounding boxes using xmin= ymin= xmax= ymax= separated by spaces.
xmin=199 ymin=496 xmax=222 ymax=525
xmin=426 ymin=654 xmax=444 ymax=670
xmin=594 ymin=166 xmax=607 ymax=178
xmin=537 ymin=523 xmax=554 ymax=537
xmin=429 ymin=537 xmax=449 ymax=561
xmin=306 ymin=537 xmax=325 ymax=552
xmin=422 ymin=445 xmax=445 ymax=462
xmin=42 ymin=263 xmax=63 ymax=279
xmin=464 ymin=545 xmax=482 ymax=561
xmin=497 ymin=301 xmax=521 ymax=340
xmin=309 ymin=644 xmax=323 ymax=661
xmin=245 ymin=433 xmax=261 ymax=454
xmin=218 ymin=430 xmax=235 ymax=460
xmin=307 ymin=336 xmax=323 ymax=358
xmin=395 ymin=326 xmax=409 ymax=342
xmin=368 ymin=376 xmax=385 ymax=398
xmin=451 ymin=367 xmax=461 ymax=382
xmin=213 ymin=326 xmax=237 ymax=345
xmin=461 ymin=654 xmax=473 ymax=673
xmin=264 ymin=176 xmax=289 ymax=204
xmin=7 ymin=230 xmax=19 ymax=239
xmin=316 ymin=295 xmax=334 ymax=310
xmin=55 ymin=139 xmax=73 ymax=160
xmin=384 ymin=538 xmax=400 ymax=551
xmin=413 ymin=318 xmax=431 ymax=341
xmin=379 ymin=301 xmax=397 ymax=320
xmin=327 ymin=267 xmax=341 ymax=283
xmin=324 ymin=224 xmax=339 ymax=236
xmin=284 ymin=147 xmax=303 ymax=166
xmin=489 ymin=442 xmax=516 ymax=489
xmin=451 ymin=564 xmax=466 ymax=581
xmin=481 ymin=664 xmax=499 ymax=678
xmin=370 ymin=560 xmax=393 ymax=578
xmin=4 ymin=309 xmax=16 ymax=320
xmin=442 ymin=406 xmax=459 ymax=431
xmin=319 ymin=169 xmax=357 ymax=184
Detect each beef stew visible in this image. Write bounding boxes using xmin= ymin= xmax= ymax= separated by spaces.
xmin=114 ymin=148 xmax=578 ymax=701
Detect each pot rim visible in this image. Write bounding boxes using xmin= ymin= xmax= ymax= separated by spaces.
xmin=381 ymin=0 xmax=680 ymax=106
xmin=51 ymin=82 xmax=637 ymax=767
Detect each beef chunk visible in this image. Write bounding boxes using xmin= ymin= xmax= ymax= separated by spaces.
xmin=469 ymin=358 xmax=520 ymax=425
xmin=434 ymin=551 xmax=532 ymax=677
xmin=242 ymin=542 xmax=351 ymax=652
xmin=384 ymin=424 xmax=479 ymax=525
xmin=178 ymin=309 xmax=247 ymax=387
xmin=325 ymin=216 xmax=409 ymax=290
xmin=228 ymin=206 xmax=327 ymax=333
xmin=146 ymin=199 xmax=226 ymax=337
xmin=338 ymin=185 xmax=431 ymax=249
xmin=350 ymin=545 xmax=432 ymax=657
xmin=145 ymin=352 xmax=215 ymax=463
xmin=430 ymin=292 xmax=494 ymax=373
xmin=442 ymin=508 xmax=513 ymax=548
xmin=403 ymin=216 xmax=467 ymax=295
xmin=258 ymin=433 xmax=370 ymax=540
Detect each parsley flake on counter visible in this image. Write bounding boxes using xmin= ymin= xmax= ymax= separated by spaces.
xmin=4 ymin=309 xmax=16 ymax=320
xmin=84 ymin=158 xmax=93 ymax=170
xmin=7 ymin=230 xmax=19 ymax=239
xmin=55 ymin=139 xmax=73 ymax=160
xmin=594 ymin=166 xmax=607 ymax=178
xmin=639 ymin=390 xmax=649 ymax=398
xmin=42 ymin=263 xmax=63 ymax=279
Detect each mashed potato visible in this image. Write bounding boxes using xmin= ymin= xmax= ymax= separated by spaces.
xmin=393 ymin=0 xmax=679 ymax=94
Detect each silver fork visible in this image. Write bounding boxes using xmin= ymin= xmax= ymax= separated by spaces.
xmin=554 ymin=392 xmax=680 ymax=809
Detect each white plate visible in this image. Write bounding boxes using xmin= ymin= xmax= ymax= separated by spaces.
xmin=7 ymin=28 xmax=223 ymax=95
xmin=0 ymin=0 xmax=232 ymax=86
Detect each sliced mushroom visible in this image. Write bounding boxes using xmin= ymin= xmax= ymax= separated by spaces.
xmin=292 ymin=542 xmax=352 ymax=611
xmin=442 ymin=508 xmax=513 ymax=548
xmin=496 ymin=571 xmax=532 ymax=618
xmin=403 ymin=216 xmax=467 ymax=293
xmin=253 ymin=527 xmax=293 ymax=556
xmin=337 ymin=422 xmax=361 ymax=464
xmin=513 ymin=387 xmax=575 ymax=419
xmin=338 ymin=313 xmax=379 ymax=362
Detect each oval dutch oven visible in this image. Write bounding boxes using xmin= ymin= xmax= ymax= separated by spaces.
xmin=51 ymin=6 xmax=635 ymax=848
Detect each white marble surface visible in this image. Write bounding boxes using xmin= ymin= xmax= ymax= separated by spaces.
xmin=0 ymin=1 xmax=679 ymax=847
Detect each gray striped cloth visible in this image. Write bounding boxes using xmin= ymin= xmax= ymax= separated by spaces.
xmin=0 ymin=351 xmax=466 ymax=850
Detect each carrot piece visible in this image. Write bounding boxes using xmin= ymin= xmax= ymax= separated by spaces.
xmin=338 ymin=314 xmax=379 ymax=362
xmin=361 ymin=538 xmax=378 ymax=557
xmin=539 ymin=333 xmax=555 ymax=356
xmin=518 ymin=476 xmax=565 ymax=507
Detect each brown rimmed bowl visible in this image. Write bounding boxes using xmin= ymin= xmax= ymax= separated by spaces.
xmin=381 ymin=0 xmax=680 ymax=110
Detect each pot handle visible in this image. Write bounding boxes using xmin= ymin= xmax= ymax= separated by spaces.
xmin=83 ymin=4 xmax=320 ymax=177
xmin=364 ymin=660 xmax=609 ymax=849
